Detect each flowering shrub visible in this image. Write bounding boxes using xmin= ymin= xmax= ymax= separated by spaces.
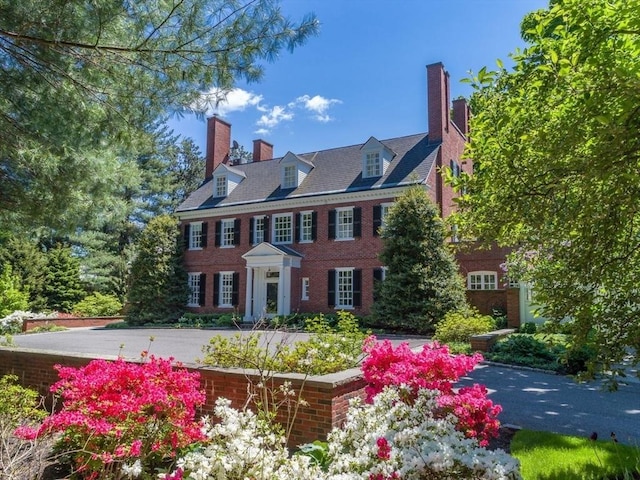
xmin=162 ymin=398 xmax=322 ymax=480
xmin=362 ymin=338 xmax=501 ymax=446
xmin=324 ymin=387 xmax=521 ymax=480
xmin=0 ymin=310 xmax=57 ymax=335
xmin=37 ymin=356 xmax=206 ymax=479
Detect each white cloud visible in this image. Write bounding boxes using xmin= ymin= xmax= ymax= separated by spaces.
xmin=257 ymin=105 xmax=294 ymax=129
xmin=296 ymin=94 xmax=342 ymax=122
xmin=191 ymin=88 xmax=263 ymax=116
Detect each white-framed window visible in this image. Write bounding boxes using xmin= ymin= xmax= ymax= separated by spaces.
xmin=301 ymin=277 xmax=309 ymax=300
xmin=336 ymin=208 xmax=354 ymax=240
xmin=336 ymin=268 xmax=354 ymax=308
xmin=299 ymin=211 xmax=313 ymax=242
xmin=189 ymin=222 xmax=203 ymax=249
xmin=282 ymin=164 xmax=297 ymax=189
xmin=187 ymin=273 xmax=201 ymax=307
xmin=468 ymin=271 xmax=498 ymax=290
xmin=380 ymin=203 xmax=392 ymax=230
xmin=219 ymin=272 xmax=234 ymax=307
xmin=214 ymin=175 xmax=227 ymax=197
xmin=273 ymin=213 xmax=292 ymax=244
xmin=253 ymin=216 xmax=265 ymax=245
xmin=508 ymin=277 xmax=520 ymax=289
xmin=221 ymin=219 xmax=235 ymax=247
xmin=364 ymin=151 xmax=382 ymax=178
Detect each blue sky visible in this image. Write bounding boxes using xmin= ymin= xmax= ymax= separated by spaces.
xmin=168 ymin=0 xmax=549 ymax=158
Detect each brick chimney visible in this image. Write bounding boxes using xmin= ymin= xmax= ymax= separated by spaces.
xmin=452 ymin=98 xmax=470 ymax=138
xmin=205 ymin=116 xmax=231 ymax=180
xmin=426 ymin=62 xmax=450 ymax=143
xmin=252 ymin=139 xmax=274 ymax=162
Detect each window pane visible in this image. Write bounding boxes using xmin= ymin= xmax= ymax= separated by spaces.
xmin=220 ymin=273 xmax=234 ymax=306
xmin=188 ymin=273 xmax=200 ymax=306
xmin=300 ymin=212 xmax=313 ymax=241
xmin=337 ymin=270 xmax=353 ymax=307
xmin=274 ymin=214 xmax=292 ymax=244
xmin=221 ymin=220 xmax=234 ymax=247
xmin=365 ymin=152 xmax=381 ymax=177
xmin=190 ymin=223 xmax=202 ymax=249
xmin=283 ymin=165 xmax=296 ymax=188
xmin=337 ymin=209 xmax=353 ymax=239
xmin=215 ymin=176 xmax=227 ymax=197
xmin=254 ymin=217 xmax=264 ymax=244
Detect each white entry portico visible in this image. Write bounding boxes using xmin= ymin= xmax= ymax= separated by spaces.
xmin=242 ymin=243 xmax=302 ymax=322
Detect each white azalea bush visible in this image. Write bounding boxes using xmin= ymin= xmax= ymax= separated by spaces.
xmin=161 ymin=398 xmax=322 ymax=480
xmin=324 ymin=386 xmax=521 ymax=480
xmin=165 ymin=389 xmax=520 ymax=480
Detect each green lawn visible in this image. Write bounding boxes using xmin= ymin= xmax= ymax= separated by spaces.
xmin=512 ymin=430 xmax=640 ymax=479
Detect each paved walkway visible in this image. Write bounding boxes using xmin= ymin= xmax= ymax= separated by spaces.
xmin=11 ymin=327 xmax=640 ymax=445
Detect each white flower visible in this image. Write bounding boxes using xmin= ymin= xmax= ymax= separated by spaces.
xmin=121 ymin=459 xmax=142 ymax=478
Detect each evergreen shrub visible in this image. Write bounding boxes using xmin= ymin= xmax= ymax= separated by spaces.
xmin=433 ymin=309 xmax=496 ymax=344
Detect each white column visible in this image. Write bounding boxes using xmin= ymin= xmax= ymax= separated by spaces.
xmin=282 ymin=266 xmax=292 ymax=315
xmin=244 ymin=266 xmax=254 ymax=322
xmin=277 ymin=265 xmax=285 ymax=316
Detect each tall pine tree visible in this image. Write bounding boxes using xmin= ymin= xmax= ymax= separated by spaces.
xmin=43 ymin=244 xmax=86 ymax=313
xmin=372 ymin=185 xmax=467 ymax=334
xmin=126 ymin=215 xmax=189 ymax=325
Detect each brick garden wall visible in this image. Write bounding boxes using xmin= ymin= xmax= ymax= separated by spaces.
xmin=22 ymin=317 xmax=124 ymax=332
xmin=0 ymin=348 xmax=366 ymax=447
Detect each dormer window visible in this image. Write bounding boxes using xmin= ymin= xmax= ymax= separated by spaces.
xmin=361 ymin=137 xmax=394 ymax=179
xmin=283 ymin=164 xmax=297 ymax=189
xmin=279 ymin=152 xmax=314 ymax=190
xmin=364 ymin=152 xmax=382 ymax=177
xmin=214 ymin=175 xmax=227 ymax=197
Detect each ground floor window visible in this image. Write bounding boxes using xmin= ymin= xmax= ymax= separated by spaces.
xmin=328 ymin=268 xmax=362 ymax=308
xmin=468 ymin=271 xmax=497 ymax=290
xmin=214 ymin=272 xmax=239 ymax=307
xmin=187 ymin=273 xmax=205 ymax=306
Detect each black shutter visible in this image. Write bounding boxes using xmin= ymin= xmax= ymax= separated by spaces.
xmin=353 ymin=269 xmax=362 ymax=307
xmin=201 ymin=222 xmax=208 ymax=248
xmin=295 ymin=213 xmax=301 ymax=242
xmin=199 ymin=273 xmax=206 ymax=306
xmin=311 ymin=212 xmax=317 ymax=241
xmin=234 ymin=219 xmax=241 ymax=246
xmin=215 ymin=221 xmax=221 ymax=247
xmin=327 ymin=270 xmax=336 ymax=307
xmin=213 ymin=273 xmax=220 ymax=306
xmin=373 ymin=268 xmax=384 ymax=282
xmin=373 ymin=205 xmax=382 ymax=236
xmin=250 ymin=217 xmax=255 ymax=245
xmin=328 ymin=210 xmax=336 ymax=239
xmin=232 ymin=272 xmax=240 ymax=306
xmin=183 ymin=224 xmax=190 ymax=248
xmin=353 ymin=207 xmax=362 ymax=238
xmin=264 ymin=216 xmax=270 ymax=243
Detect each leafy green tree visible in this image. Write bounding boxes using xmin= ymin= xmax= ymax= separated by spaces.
xmin=0 ymin=236 xmax=48 ymax=311
xmin=0 ymin=264 xmax=29 ymax=317
xmin=0 ymin=0 xmax=318 ymax=233
xmin=126 ymin=215 xmax=189 ymax=325
xmin=449 ymin=0 xmax=640 ymax=375
xmin=73 ymin=292 xmax=122 ymax=317
xmin=43 ymin=245 xmax=86 ymax=313
xmin=372 ymin=186 xmax=467 ymax=334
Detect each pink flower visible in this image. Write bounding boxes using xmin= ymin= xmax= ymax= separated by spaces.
xmin=14 ymin=425 xmax=39 ymax=440
xmin=376 ymin=437 xmax=391 ymax=460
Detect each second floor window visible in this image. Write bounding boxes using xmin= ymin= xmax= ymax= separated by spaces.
xmin=299 ymin=211 xmax=314 ymax=242
xmin=273 ymin=213 xmax=292 ymax=244
xmin=189 ymin=222 xmax=203 ymax=249
xmin=252 ymin=216 xmax=266 ymax=245
xmin=221 ymin=219 xmax=235 ymax=247
xmin=337 ymin=209 xmax=353 ymax=240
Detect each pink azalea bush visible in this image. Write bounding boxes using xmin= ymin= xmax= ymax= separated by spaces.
xmin=362 ymin=337 xmax=501 ymax=446
xmin=37 ymin=356 xmax=206 ymax=479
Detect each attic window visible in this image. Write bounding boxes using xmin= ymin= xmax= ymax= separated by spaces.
xmin=364 ymin=152 xmax=382 ymax=178
xmin=214 ymin=175 xmax=227 ymax=197
xmin=282 ymin=164 xmax=296 ymax=189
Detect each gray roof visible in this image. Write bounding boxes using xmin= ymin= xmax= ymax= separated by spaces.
xmin=177 ymin=132 xmax=440 ymax=212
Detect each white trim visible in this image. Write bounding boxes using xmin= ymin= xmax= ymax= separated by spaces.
xmin=188 ymin=221 xmax=203 ymax=250
xmin=272 ymin=213 xmax=293 ymax=245
xmin=187 ymin=272 xmax=201 ymax=307
xmin=219 ymin=271 xmax=235 ymax=308
xmin=301 ymin=277 xmax=309 ymax=300
xmin=176 ymin=184 xmax=429 ymax=220
xmin=467 ymin=271 xmax=498 ymax=290
xmin=335 ymin=267 xmax=355 ymax=310
xmin=299 ymin=210 xmax=314 ymax=243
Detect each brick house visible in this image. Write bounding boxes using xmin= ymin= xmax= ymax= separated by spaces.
xmin=176 ymin=62 xmax=517 ymax=324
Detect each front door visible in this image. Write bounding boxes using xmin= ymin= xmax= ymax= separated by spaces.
xmin=266 ymin=281 xmax=278 ymax=314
